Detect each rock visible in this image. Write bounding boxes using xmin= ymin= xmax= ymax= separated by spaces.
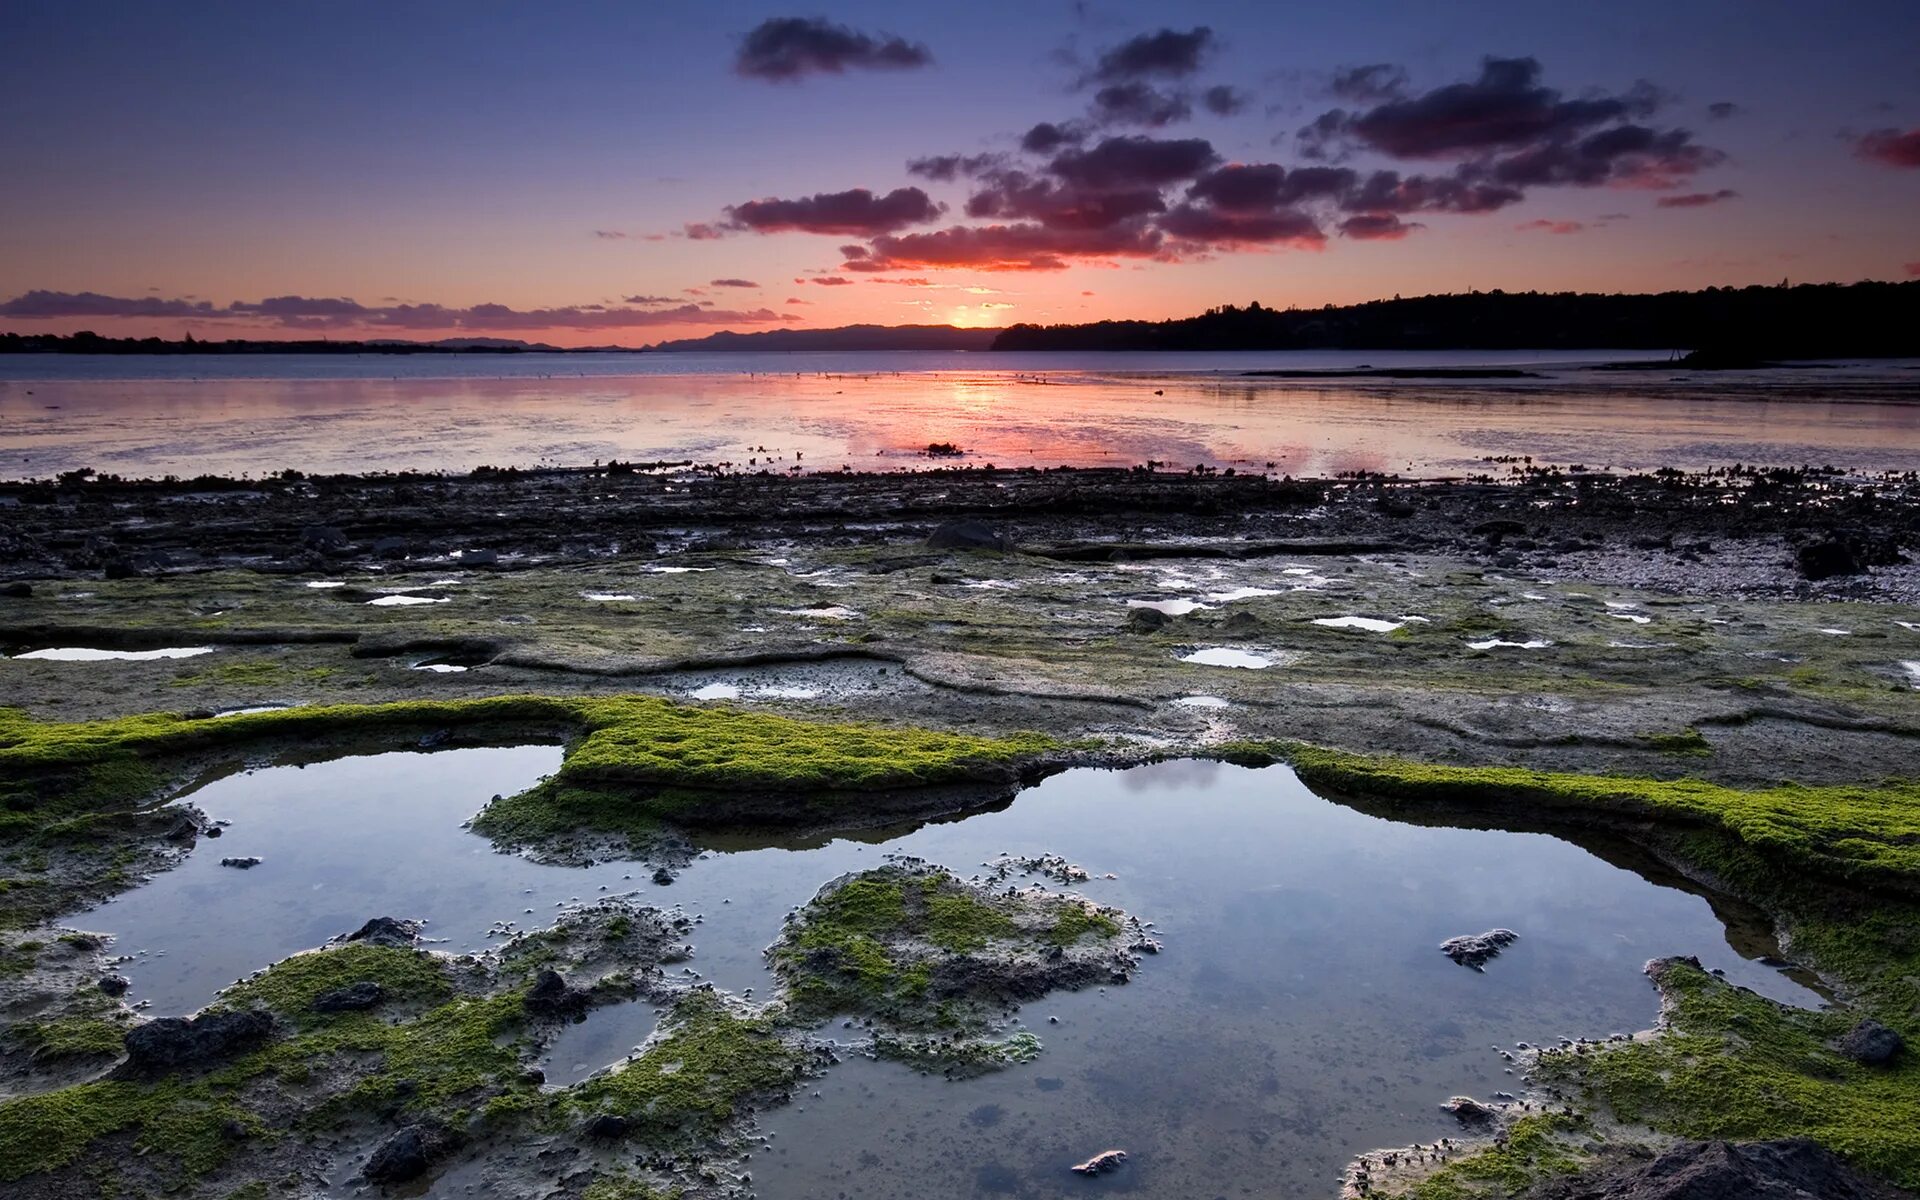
xmin=312 ymin=981 xmax=386 ymax=1013
xmin=651 ymin=866 xmax=675 ymax=886
xmin=926 ymin=520 xmax=1013 ymax=553
xmin=460 ymin=548 xmax=499 ymax=566
xmin=1125 ymin=607 xmax=1169 ymax=633
xmin=1440 ymin=928 xmax=1518 ymax=971
xmin=1797 ymin=538 xmax=1862 ymax=580
xmin=98 ymin=974 xmax=131 ymax=996
xmin=583 ymin=1113 xmax=632 ymax=1139
xmin=1221 ymin=610 xmax=1262 ymax=637
xmin=1071 ymin=1149 xmax=1128 ymax=1176
xmin=1441 ymin=1096 xmax=1498 ymax=1125
xmin=300 ymin=525 xmax=349 ymax=552
xmin=363 ymin=1122 xmax=458 ymax=1185
xmin=219 ymin=856 xmax=262 ymax=869
xmin=164 ymin=817 xmax=201 ymax=842
xmin=1836 ymin=1018 xmax=1904 ymax=1066
xmin=370 ymin=536 xmax=410 ymax=560
xmin=524 ymin=969 xmax=588 ymax=1018
xmin=1523 ymin=1138 xmax=1913 ymax=1200
xmin=345 ymin=916 xmax=422 ymax=947
xmin=204 ymin=824 xmax=222 ymax=838
xmin=122 ymin=1010 xmax=272 ymax=1073
xmin=1472 ymin=518 xmax=1527 ymax=539
xmin=0 ymin=581 xmax=31 ymax=598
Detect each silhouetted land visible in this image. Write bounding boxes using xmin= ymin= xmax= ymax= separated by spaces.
xmin=649 ymin=324 xmax=1000 ymax=353
xmin=989 ymin=280 xmax=1920 ymax=358
xmin=0 ymin=333 xmax=639 ymax=355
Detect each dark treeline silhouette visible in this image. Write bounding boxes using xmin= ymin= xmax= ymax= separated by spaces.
xmin=649 ymin=324 xmax=1000 ymax=352
xmin=989 ymin=280 xmax=1920 ymax=357
xmin=0 ymin=332 xmax=639 ymax=355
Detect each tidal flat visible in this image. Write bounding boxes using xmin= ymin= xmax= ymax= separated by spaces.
xmin=1 ymin=463 xmax=1917 ymax=1199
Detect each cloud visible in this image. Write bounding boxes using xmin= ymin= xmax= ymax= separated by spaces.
xmin=1305 ymin=56 xmax=1663 ymax=160
xmin=1159 ymin=204 xmax=1324 ymax=248
xmin=682 ymin=223 xmax=725 ymax=240
xmin=1048 ymin=135 xmax=1219 ymax=190
xmin=905 ymin=153 xmax=1004 ymax=182
xmin=965 ymin=170 xmax=1166 ymax=230
xmin=1201 ymin=85 xmax=1247 ymax=116
xmin=1091 ymin=82 xmax=1191 ymax=127
xmin=1186 ymin=163 xmax=1356 ymax=212
xmin=1485 ymin=124 xmax=1724 ymax=190
xmin=1907 ymin=262 xmax=1920 ymax=278
xmin=1707 ymin=101 xmax=1741 ymax=119
xmin=1088 ymin=27 xmax=1215 ymax=83
xmin=591 ymin=230 xmax=629 ymax=240
xmin=622 ymin=294 xmax=681 ymax=305
xmin=735 ymin=17 xmax=931 ymax=81
xmin=0 ymin=290 xmax=789 ymax=332
xmin=1857 ymin=127 xmax=1920 ymax=168
xmin=723 ymin=187 xmax=945 ymax=235
xmin=808 ymin=276 xmax=855 ymax=286
xmin=1655 ymin=188 xmax=1739 ymax=208
xmin=709 ymin=278 xmax=761 ymax=288
xmin=785 ymin=297 xmax=811 ymax=304
xmin=1020 ymin=122 xmax=1085 ymax=154
xmin=1339 ymin=214 xmax=1422 ymax=240
xmin=1516 ymin=219 xmax=1585 ymax=234
xmin=1343 ymin=169 xmax=1524 ymax=214
xmin=1329 ymin=64 xmax=1410 ymax=104
xmin=852 ymin=222 xmax=1167 ymax=272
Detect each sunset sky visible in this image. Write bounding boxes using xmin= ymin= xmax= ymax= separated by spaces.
xmin=3 ymin=0 xmax=1917 ymax=346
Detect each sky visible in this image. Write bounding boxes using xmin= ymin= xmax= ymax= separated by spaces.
xmin=1 ymin=0 xmax=1917 ymax=346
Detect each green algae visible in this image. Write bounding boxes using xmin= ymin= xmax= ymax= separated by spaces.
xmin=569 ymin=991 xmax=805 ymax=1138
xmin=1397 ymin=1113 xmax=1592 ymax=1200
xmin=10 ymin=1015 xmax=128 ymax=1060
xmin=1046 ymin=905 xmax=1120 ymax=946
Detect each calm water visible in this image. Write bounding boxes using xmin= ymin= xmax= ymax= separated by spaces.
xmin=75 ymin=748 xmax=1820 ymax=1198
xmin=4 ymin=351 xmax=1918 ymax=480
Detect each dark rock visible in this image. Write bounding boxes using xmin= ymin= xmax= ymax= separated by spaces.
xmin=1441 ymin=1096 xmax=1498 ymax=1125
xmin=1472 ymin=519 xmax=1527 ymax=539
xmin=1221 ymin=610 xmax=1262 ymax=637
xmin=363 ymin=1122 xmax=458 ymax=1185
xmin=1836 ymin=1018 xmax=1904 ymax=1066
xmin=1440 ymin=928 xmax=1518 ymax=971
xmin=1521 ymin=1137 xmax=1913 ymax=1200
xmin=583 ymin=1113 xmax=632 ymax=1139
xmin=0 ymin=581 xmax=31 ymax=598
xmin=370 ymin=536 xmax=410 ymax=559
xmin=927 ymin=520 xmax=1013 ymax=553
xmin=122 ymin=1009 xmax=272 ymax=1073
xmin=300 ymin=525 xmax=350 ymax=552
xmin=524 ymin=969 xmax=588 ymax=1018
xmin=219 ymin=856 xmax=262 ymax=869
xmin=204 ymin=824 xmax=222 ymax=838
xmin=651 ymin=866 xmax=675 ymax=886
xmin=165 ymin=817 xmax=201 ymax=841
xmin=1125 ymin=607 xmax=1169 ymax=633
xmin=312 ymin=981 xmax=386 ymax=1013
xmin=345 ymin=916 xmax=422 ymax=947
xmin=460 ymin=548 xmax=499 ymax=566
xmin=1797 ymin=538 xmax=1862 ymax=580
xmin=98 ymin=974 xmax=131 ymax=996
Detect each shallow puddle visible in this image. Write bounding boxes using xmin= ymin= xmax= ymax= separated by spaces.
xmin=1313 ymin=616 xmax=1418 ymax=633
xmin=1179 ymin=647 xmax=1274 ymax=668
xmin=75 ymin=751 xmax=1823 ymax=1198
xmin=1127 ymin=598 xmax=1210 ymax=616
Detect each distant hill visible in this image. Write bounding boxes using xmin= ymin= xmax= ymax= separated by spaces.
xmin=989 ymin=280 xmax=1920 ymax=357
xmin=0 ymin=332 xmax=645 ymax=355
xmin=649 ymin=324 xmax=1001 ymax=353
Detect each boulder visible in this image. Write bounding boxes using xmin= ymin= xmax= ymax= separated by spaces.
xmin=363 ymin=1122 xmax=458 ymax=1185
xmin=583 ymin=1113 xmax=632 ymax=1139
xmin=300 ymin=525 xmax=349 ymax=553
xmin=0 ymin=581 xmax=31 ymax=599
xmin=1836 ymin=1019 xmax=1904 ymax=1066
xmin=1125 ymin=607 xmax=1169 ymax=633
xmin=98 ymin=974 xmax=131 ymax=997
xmin=122 ymin=1010 xmax=272 ymax=1073
xmin=1441 ymin=1096 xmax=1498 ymax=1125
xmin=345 ymin=916 xmax=422 ymax=948
xmin=1796 ymin=538 xmax=1862 ymax=580
xmin=524 ymin=969 xmax=588 ymax=1018
xmin=1440 ymin=928 xmax=1518 ymax=971
xmin=926 ymin=520 xmax=1013 ymax=553
xmin=1522 ymin=1138 xmax=1912 ymax=1200
xmin=1071 ymin=1149 xmax=1128 ymax=1176
xmin=219 ymin=856 xmax=262 ymax=869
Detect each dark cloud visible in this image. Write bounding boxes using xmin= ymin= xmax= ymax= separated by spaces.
xmin=1655 ymin=188 xmax=1738 ymax=208
xmin=853 ymin=222 xmax=1167 ymax=272
xmin=1159 ymin=204 xmax=1324 ymax=248
xmin=1486 ymin=124 xmax=1723 ymax=189
xmin=785 ymin=297 xmax=810 ymax=305
xmin=724 ymin=187 xmax=945 ymax=235
xmin=1309 ymin=57 xmax=1662 ymax=160
xmin=1186 ymin=163 xmax=1357 ymax=212
xmin=1048 ymin=135 xmax=1219 ymax=190
xmin=1088 ymin=27 xmax=1215 ymax=83
xmin=735 ymin=17 xmax=931 ymax=81
xmin=1343 ymin=169 xmax=1524 ymax=214
xmin=1021 ymin=122 xmax=1085 ymax=154
xmin=591 ymin=230 xmax=628 ymax=240
xmin=1091 ymin=82 xmax=1191 ymax=127
xmin=1328 ymin=64 xmax=1409 ymax=103
xmin=621 ymin=294 xmax=680 ymax=305
xmin=1339 ymin=214 xmax=1422 ymax=240
xmin=709 ymin=278 xmax=761 ymax=288
xmin=1516 ymin=219 xmax=1585 ymax=234
xmin=966 ymin=170 xmax=1166 ymax=230
xmin=0 ymin=290 xmax=787 ymax=331
xmin=1201 ymin=85 xmax=1247 ymax=116
xmin=1706 ymin=101 xmax=1742 ymax=120
xmin=1857 ymin=127 xmax=1920 ymax=168
xmin=808 ymin=276 xmax=855 ymax=286
xmin=682 ymin=223 xmax=724 ymax=240
xmin=905 ymin=153 xmax=1004 ymax=182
